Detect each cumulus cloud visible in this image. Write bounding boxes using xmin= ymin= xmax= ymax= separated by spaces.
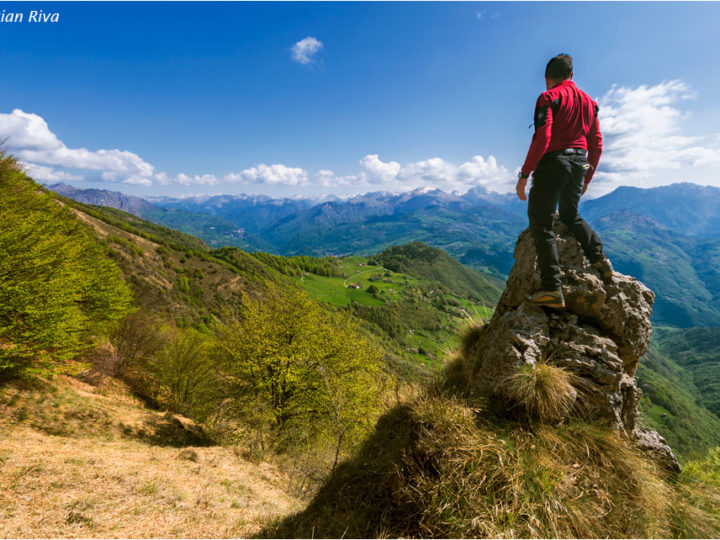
xmin=22 ymin=163 xmax=83 ymax=183
xmin=315 ymin=169 xmax=359 ymax=187
xmin=359 ymin=154 xmax=401 ymax=184
xmin=0 ymin=108 xmax=311 ymax=189
xmin=476 ymin=10 xmax=500 ymax=20
xmin=357 ymin=154 xmax=513 ymax=192
xmin=290 ymin=36 xmax=323 ymax=65
xmin=226 ymin=163 xmax=309 ymax=186
xmin=0 ymin=109 xmax=156 ymax=184
xmin=594 ymin=79 xmax=720 ymax=194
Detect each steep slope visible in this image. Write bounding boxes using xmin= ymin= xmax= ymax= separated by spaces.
xmin=636 ymin=340 xmax=720 ymax=460
xmin=58 ymin=199 xmax=284 ymax=327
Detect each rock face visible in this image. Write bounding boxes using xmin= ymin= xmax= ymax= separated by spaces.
xmin=469 ymin=220 xmax=680 ymax=472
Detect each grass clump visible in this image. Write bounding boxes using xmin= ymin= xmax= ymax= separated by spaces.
xmin=497 ymin=362 xmax=579 ymax=425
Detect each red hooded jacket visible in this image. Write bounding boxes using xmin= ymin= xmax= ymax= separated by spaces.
xmin=520 ymin=79 xmax=602 ymax=182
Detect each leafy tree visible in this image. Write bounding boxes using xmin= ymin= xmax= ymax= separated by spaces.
xmin=0 ymin=152 xmax=134 ymax=380
xmin=215 ymin=287 xmax=383 ymax=455
xmin=150 ymin=328 xmax=219 ymax=419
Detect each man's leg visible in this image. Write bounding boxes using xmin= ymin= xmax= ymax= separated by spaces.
xmin=557 ymin=157 xmax=605 ymax=264
xmin=527 ymin=158 xmax=563 ymax=292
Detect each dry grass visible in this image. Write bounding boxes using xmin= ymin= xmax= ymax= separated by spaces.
xmin=267 ymin=390 xmax=686 ymax=538
xmin=0 ymin=376 xmax=301 ymax=538
xmin=459 ymin=313 xmax=487 ymax=361
xmin=496 ymin=362 xmax=579 ymax=424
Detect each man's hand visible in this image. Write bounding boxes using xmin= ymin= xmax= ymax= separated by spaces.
xmin=516 ymin=177 xmax=528 ymax=201
xmin=581 ymin=179 xmax=591 ymax=196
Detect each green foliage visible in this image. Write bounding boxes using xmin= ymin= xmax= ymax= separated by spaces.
xmin=0 ymin=153 xmax=134 ymax=380
xmin=250 ymin=252 xmax=342 ymax=277
xmin=149 ymin=328 xmax=219 ymax=420
xmin=683 ymin=446 xmax=720 ymax=485
xmin=215 ymin=287 xmax=384 ymax=455
xmin=106 ymin=235 xmax=144 ymax=257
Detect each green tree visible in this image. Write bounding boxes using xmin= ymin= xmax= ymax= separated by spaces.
xmin=149 ymin=327 xmax=219 ymax=420
xmin=0 ymin=152 xmax=133 ymax=379
xmin=216 ymin=287 xmax=383 ymax=454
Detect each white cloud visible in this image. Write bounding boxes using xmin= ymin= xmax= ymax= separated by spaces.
xmin=290 ymin=37 xmax=323 ymax=65
xmin=21 ymin=163 xmax=83 ymax=182
xmin=0 ymin=109 xmax=156 ymax=182
xmin=594 ymin=79 xmax=720 ymax=194
xmin=225 ymin=164 xmax=309 ymax=186
xmin=358 ymin=153 xmax=513 ymax=192
xmin=476 ymin=10 xmax=500 ymax=21
xmin=359 ymin=154 xmax=401 ymax=184
xmin=315 ymin=169 xmax=359 ymax=187
xmin=0 ymin=108 xmax=310 ymax=188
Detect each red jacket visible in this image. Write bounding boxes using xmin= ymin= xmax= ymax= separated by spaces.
xmin=521 ymin=79 xmax=602 ymax=182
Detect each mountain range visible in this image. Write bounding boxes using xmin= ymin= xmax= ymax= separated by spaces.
xmin=49 ymin=181 xmax=720 ymax=327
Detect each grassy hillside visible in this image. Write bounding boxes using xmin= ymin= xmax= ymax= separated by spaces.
xmin=0 ymin=375 xmax=301 ymax=538
xmin=258 ymin=251 xmax=495 ymax=367
xmin=636 ymin=340 xmax=720 ymax=461
xmin=59 ymin=186 xmax=720 ymax=462
xmin=61 ymin=202 xmax=281 ymax=329
xmin=367 ymin=241 xmax=504 ymax=302
xmin=653 ymin=327 xmax=720 ymax=419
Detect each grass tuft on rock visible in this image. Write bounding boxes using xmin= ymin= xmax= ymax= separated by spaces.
xmin=496 ymin=362 xmax=578 ymax=425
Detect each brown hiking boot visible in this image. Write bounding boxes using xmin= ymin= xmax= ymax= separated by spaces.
xmin=524 ymin=290 xmax=565 ymax=309
xmin=591 ymin=256 xmax=614 ymax=281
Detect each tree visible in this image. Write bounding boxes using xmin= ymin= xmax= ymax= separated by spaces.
xmin=0 ymin=152 xmax=134 ymax=380
xmin=145 ymin=328 xmax=219 ymax=420
xmin=215 ymin=287 xmax=383 ymax=455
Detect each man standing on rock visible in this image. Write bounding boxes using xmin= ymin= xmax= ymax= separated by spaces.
xmin=516 ymin=53 xmax=614 ymax=309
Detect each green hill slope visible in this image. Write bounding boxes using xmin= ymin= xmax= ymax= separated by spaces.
xmin=653 ymin=327 xmax=720 ymax=419
xmin=636 ymin=340 xmax=720 ymax=461
xmin=594 ymin=210 xmax=720 ymax=327
xmin=367 ymin=241 xmax=504 ymax=303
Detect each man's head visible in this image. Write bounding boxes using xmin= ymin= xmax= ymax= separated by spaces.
xmin=545 ymin=54 xmax=573 ymax=90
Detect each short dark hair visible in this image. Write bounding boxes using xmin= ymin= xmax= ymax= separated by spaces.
xmin=545 ymin=54 xmax=573 ymax=80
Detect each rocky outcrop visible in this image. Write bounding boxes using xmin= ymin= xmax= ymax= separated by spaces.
xmin=468 ymin=220 xmax=680 ymax=472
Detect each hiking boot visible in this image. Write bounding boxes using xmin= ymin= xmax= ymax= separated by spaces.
xmin=524 ymin=290 xmax=565 ymax=309
xmin=591 ymin=256 xmax=614 ymax=281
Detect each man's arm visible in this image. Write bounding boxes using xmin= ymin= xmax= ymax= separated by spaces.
xmin=516 ymin=93 xmax=553 ymax=201
xmin=583 ymin=104 xmax=603 ymax=194
xmin=521 ymin=93 xmax=553 ymax=177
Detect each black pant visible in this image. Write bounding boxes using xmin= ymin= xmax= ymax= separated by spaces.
xmin=528 ymin=150 xmax=605 ymax=291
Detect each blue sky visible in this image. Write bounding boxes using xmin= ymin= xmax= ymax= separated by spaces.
xmin=2 ymin=1 xmax=720 ymax=198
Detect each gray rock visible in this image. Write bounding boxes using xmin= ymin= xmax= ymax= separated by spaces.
xmin=634 ymin=428 xmax=681 ymax=474
xmin=469 ymin=220 xmax=679 ymax=471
